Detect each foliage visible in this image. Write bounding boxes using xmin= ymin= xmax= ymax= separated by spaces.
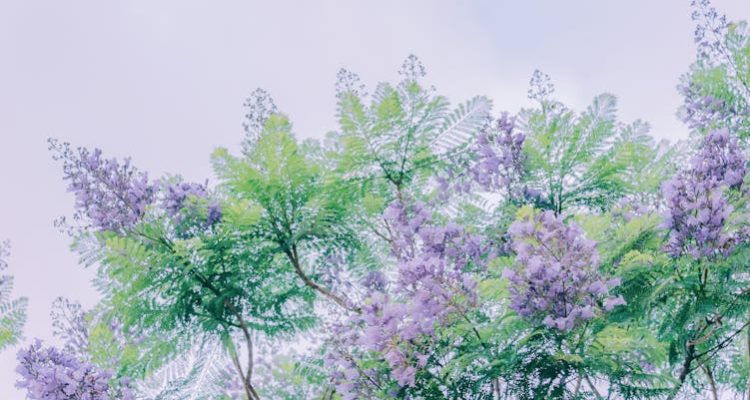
xmin=14 ymin=2 xmax=750 ymax=399
xmin=0 ymin=241 xmax=26 ymax=352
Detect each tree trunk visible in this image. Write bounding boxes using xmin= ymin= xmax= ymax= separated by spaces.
xmin=702 ymin=364 xmax=718 ymax=400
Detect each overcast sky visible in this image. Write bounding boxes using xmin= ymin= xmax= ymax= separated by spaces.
xmin=2 ymin=0 xmax=749 ymax=397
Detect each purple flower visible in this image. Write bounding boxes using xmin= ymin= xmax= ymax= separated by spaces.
xmin=207 ymin=201 xmax=223 ymax=225
xmin=49 ymin=139 xmax=155 ymax=233
xmin=163 ymin=181 xmax=208 ymax=217
xmin=506 ymin=210 xmax=624 ymax=331
xmin=325 ymin=199 xmax=494 ymax=393
xmin=161 ymin=180 xmax=223 ymax=230
xmin=662 ymin=128 xmax=746 ymax=259
xmin=439 ymin=113 xmax=525 ymax=200
xmin=16 ymin=340 xmax=133 ymax=400
xmin=360 ymin=271 xmax=387 ymax=291
xmin=349 ymin=200 xmax=489 ymax=386
xmin=603 ymin=295 xmax=627 ymax=312
xmin=324 ymin=323 xmax=374 ymax=400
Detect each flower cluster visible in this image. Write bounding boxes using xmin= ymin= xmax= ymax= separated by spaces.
xmin=360 ymin=200 xmax=484 ymax=386
xmin=382 ymin=200 xmax=485 ymax=274
xmin=324 ymin=323 xmax=375 ymax=400
xmin=324 ymin=200 xmax=489 ymax=395
xmin=662 ymin=128 xmax=747 ymax=259
xmin=16 ymin=340 xmax=133 ymax=400
xmin=690 ymin=0 xmax=729 ymax=62
xmin=695 ymin=128 xmax=747 ymax=188
xmin=360 ymin=270 xmax=387 ymax=292
xmin=163 ymin=181 xmax=208 ymax=216
xmin=471 ymin=114 xmax=525 ymax=195
xmin=49 ymin=298 xmax=144 ymax=378
xmin=358 ymin=292 xmax=426 ymax=387
xmin=50 ymin=139 xmax=155 ymax=233
xmin=162 ymin=180 xmax=222 ymax=229
xmin=505 ymin=210 xmax=624 ymax=331
xmin=439 ymin=113 xmax=525 ymax=200
xmin=679 ymin=90 xmax=737 ymax=133
xmin=681 ymin=1 xmax=750 ymax=136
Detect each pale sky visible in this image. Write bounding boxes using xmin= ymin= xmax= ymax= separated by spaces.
xmin=1 ymin=0 xmax=749 ymax=397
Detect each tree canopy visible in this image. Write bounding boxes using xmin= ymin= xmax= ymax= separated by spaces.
xmin=10 ymin=1 xmax=750 ymax=399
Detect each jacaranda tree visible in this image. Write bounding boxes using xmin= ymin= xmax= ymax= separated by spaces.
xmin=13 ymin=1 xmax=750 ymax=399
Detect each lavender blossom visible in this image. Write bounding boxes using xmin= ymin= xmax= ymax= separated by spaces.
xmin=505 ymin=210 xmax=624 ymax=331
xmin=324 ymin=322 xmax=376 ymax=400
xmin=16 ymin=340 xmax=133 ymax=400
xmin=694 ymin=128 xmax=747 ymax=188
xmin=206 ymin=202 xmax=223 ymax=225
xmin=471 ymin=114 xmax=525 ymax=195
xmin=324 ymin=199 xmax=489 ymax=393
xmin=679 ymin=1 xmax=750 ymax=135
xmin=163 ymin=181 xmax=208 ymax=216
xmin=161 ymin=180 xmax=222 ymax=229
xmin=662 ymin=128 xmax=746 ymax=259
xmin=360 ymin=270 xmax=387 ymax=292
xmin=355 ymin=200 xmax=485 ymax=386
xmin=439 ymin=113 xmax=525 ymax=200
xmin=678 ymin=90 xmax=742 ymax=133
xmin=49 ymin=139 xmax=155 ymax=233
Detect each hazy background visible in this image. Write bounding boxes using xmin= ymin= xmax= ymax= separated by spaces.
xmin=1 ymin=0 xmax=749 ymax=397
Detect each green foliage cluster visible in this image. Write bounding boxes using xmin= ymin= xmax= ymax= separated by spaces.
xmin=0 ymin=241 xmax=26 ymax=352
